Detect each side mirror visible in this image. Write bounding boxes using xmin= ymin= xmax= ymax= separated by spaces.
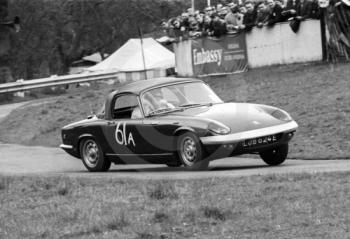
xmin=87 ymin=115 xmax=97 ymax=120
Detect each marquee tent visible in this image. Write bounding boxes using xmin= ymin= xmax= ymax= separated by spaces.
xmin=88 ymin=38 xmax=175 ymax=73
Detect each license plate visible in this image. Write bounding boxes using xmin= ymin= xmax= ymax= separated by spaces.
xmin=242 ymin=135 xmax=278 ymax=148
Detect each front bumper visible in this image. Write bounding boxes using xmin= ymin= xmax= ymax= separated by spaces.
xmin=200 ymin=121 xmax=298 ymax=145
xmin=199 ymin=121 xmax=298 ymax=160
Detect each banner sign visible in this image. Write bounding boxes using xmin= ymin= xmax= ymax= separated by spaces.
xmin=191 ymin=33 xmax=248 ymax=75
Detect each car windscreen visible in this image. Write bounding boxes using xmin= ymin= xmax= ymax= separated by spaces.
xmin=140 ymin=82 xmax=223 ymax=116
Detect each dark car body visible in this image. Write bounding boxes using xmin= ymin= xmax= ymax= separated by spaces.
xmin=60 ymin=77 xmax=298 ymax=171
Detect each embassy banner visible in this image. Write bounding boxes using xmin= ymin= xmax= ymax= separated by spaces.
xmin=191 ymin=33 xmax=248 ymax=76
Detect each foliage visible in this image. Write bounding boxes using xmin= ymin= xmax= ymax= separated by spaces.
xmin=7 ymin=0 xmax=189 ymax=80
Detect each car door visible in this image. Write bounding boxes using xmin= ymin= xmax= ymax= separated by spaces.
xmin=101 ymin=93 xmax=146 ymax=163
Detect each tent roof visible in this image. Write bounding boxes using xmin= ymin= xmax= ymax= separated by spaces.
xmin=82 ymin=53 xmax=109 ymax=63
xmin=88 ymin=38 xmax=175 ymax=72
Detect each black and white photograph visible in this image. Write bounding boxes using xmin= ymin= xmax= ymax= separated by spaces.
xmin=0 ymin=0 xmax=349 ymax=238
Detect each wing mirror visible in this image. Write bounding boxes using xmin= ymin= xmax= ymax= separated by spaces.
xmin=87 ymin=114 xmax=97 ymax=120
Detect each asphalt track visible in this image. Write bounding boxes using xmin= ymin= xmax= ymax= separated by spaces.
xmin=1 ymin=143 xmax=350 ymax=179
xmin=1 ymin=102 xmax=350 ymax=179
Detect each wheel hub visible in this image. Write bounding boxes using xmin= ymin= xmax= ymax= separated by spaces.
xmin=181 ymin=137 xmax=197 ymax=164
xmin=83 ymin=140 xmax=99 ymax=167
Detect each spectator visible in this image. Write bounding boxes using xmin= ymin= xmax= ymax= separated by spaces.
xmin=170 ymin=17 xmax=183 ymax=38
xmin=211 ymin=13 xmax=227 ymax=37
xmin=266 ymin=0 xmax=285 ymax=25
xmin=256 ymin=1 xmax=270 ymax=27
xmin=239 ymin=1 xmax=257 ymax=31
xmin=219 ymin=6 xmax=229 ymax=19
xmin=283 ymin=0 xmax=301 ymax=19
xmin=217 ymin=3 xmax=224 ymax=12
xmin=225 ymin=4 xmax=243 ymax=32
xmin=239 ymin=4 xmax=247 ymax=15
xmin=187 ymin=7 xmax=195 ymax=16
xmin=188 ymin=15 xmax=201 ymax=37
xmin=205 ymin=6 xmax=216 ymax=16
xmin=195 ymin=12 xmax=205 ymax=32
xmin=295 ymin=0 xmax=320 ymax=20
xmin=275 ymin=0 xmax=286 ymax=7
xmin=202 ymin=14 xmax=214 ymax=36
xmin=159 ymin=0 xmax=322 ymax=39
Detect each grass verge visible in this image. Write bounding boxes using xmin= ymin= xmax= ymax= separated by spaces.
xmin=0 ymin=172 xmax=350 ymax=238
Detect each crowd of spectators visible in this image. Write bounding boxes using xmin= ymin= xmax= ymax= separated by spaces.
xmin=161 ymin=0 xmax=320 ymax=39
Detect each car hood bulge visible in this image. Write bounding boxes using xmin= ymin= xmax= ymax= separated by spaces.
xmin=169 ymin=103 xmax=284 ymax=133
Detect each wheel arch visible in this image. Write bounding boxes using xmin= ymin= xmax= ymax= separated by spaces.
xmin=77 ymin=133 xmax=96 ymax=158
xmin=172 ymin=126 xmax=200 ymax=151
xmin=174 ymin=126 xmax=196 ymax=136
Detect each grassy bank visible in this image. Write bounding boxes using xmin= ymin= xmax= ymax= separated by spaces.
xmin=0 ymin=62 xmax=349 ymax=158
xmin=1 ymin=172 xmax=350 ymax=238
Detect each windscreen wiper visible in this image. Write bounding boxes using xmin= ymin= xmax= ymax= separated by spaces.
xmin=148 ymin=107 xmax=183 ymax=116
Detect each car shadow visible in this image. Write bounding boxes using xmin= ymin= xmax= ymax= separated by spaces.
xmin=104 ymin=164 xmax=272 ymax=173
xmin=209 ymin=164 xmax=271 ymax=171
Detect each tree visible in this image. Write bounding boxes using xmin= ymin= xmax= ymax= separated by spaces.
xmin=7 ymin=0 xmax=189 ymax=79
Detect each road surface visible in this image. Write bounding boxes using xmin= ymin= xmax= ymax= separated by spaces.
xmin=0 ymin=143 xmax=349 ymax=179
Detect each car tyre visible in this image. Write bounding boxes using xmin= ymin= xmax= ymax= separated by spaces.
xmin=259 ymin=144 xmax=288 ymax=166
xmin=176 ymin=132 xmax=209 ymax=171
xmin=80 ymin=138 xmax=111 ymax=172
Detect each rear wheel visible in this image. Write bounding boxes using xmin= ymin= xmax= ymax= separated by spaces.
xmin=176 ymin=132 xmax=209 ymax=171
xmin=259 ymin=144 xmax=288 ymax=166
xmin=80 ymin=138 xmax=111 ymax=172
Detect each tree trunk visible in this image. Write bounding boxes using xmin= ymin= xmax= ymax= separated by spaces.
xmin=0 ymin=0 xmax=14 ymax=101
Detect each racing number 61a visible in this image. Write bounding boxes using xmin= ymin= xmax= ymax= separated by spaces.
xmin=115 ymin=122 xmax=136 ymax=147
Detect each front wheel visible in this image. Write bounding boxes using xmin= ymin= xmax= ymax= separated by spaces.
xmin=80 ymin=138 xmax=111 ymax=172
xmin=259 ymin=144 xmax=288 ymax=166
xmin=176 ymin=132 xmax=209 ymax=171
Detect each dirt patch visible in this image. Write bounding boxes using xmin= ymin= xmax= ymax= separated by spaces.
xmin=0 ymin=62 xmax=349 ymax=158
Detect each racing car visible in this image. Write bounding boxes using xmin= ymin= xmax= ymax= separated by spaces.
xmin=60 ymin=77 xmax=298 ymax=171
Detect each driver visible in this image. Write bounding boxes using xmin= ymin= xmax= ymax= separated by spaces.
xmin=141 ymin=88 xmax=176 ymax=116
xmin=151 ymin=89 xmax=175 ymax=109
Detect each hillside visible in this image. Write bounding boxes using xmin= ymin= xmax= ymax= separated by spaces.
xmin=0 ymin=62 xmax=349 ymax=159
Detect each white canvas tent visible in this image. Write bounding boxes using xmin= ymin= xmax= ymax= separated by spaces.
xmin=88 ymin=38 xmax=175 ymax=73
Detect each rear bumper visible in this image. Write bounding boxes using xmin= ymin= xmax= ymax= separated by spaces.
xmin=60 ymin=144 xmax=73 ymax=150
xmin=59 ymin=144 xmax=80 ymax=158
xmin=200 ymin=121 xmax=298 ymax=145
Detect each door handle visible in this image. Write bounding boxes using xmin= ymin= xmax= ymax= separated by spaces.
xmin=150 ymin=121 xmax=159 ymax=125
xmin=107 ymin=121 xmax=116 ymax=125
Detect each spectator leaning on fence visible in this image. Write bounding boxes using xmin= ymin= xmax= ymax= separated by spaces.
xmin=225 ymin=3 xmax=244 ymax=32
xmin=256 ymin=1 xmax=270 ymax=27
xmin=211 ymin=13 xmax=228 ymax=37
xmin=266 ymin=0 xmax=285 ymax=25
xmin=160 ymin=0 xmax=324 ymax=40
xmin=296 ymin=0 xmax=320 ymax=20
xmin=283 ymin=0 xmax=300 ymax=19
xmin=240 ymin=1 xmax=257 ymax=31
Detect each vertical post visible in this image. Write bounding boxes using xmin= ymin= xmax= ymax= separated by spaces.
xmin=207 ymin=0 xmax=211 ymax=6
xmin=191 ymin=0 xmax=195 ymax=10
xmin=138 ymin=27 xmax=147 ymax=80
xmin=320 ymin=8 xmax=328 ymax=61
